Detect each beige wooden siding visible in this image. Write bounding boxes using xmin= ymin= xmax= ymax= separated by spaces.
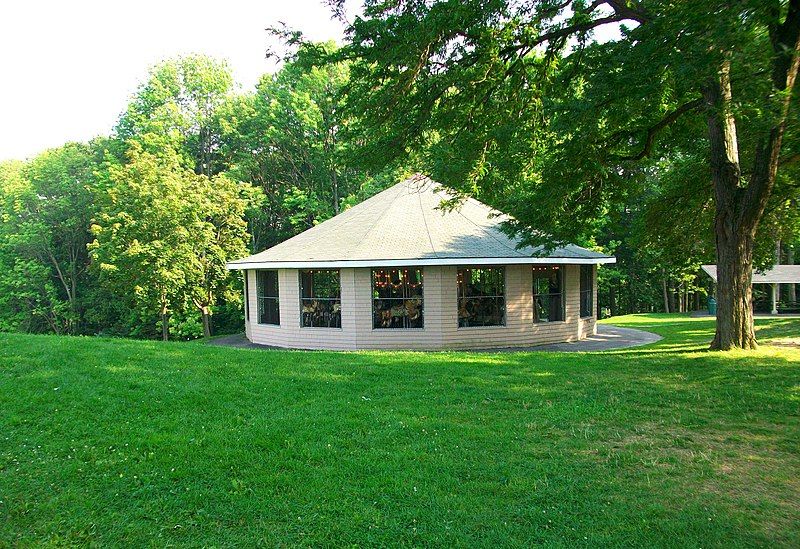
xmin=576 ymin=264 xmax=598 ymax=339
xmin=244 ymin=270 xmax=252 ymax=341
xmin=352 ymin=267 xmax=445 ymax=350
xmin=438 ymin=265 xmax=587 ymax=350
xmin=245 ymin=264 xmax=597 ymax=350
xmin=248 ymin=268 xmax=357 ymax=350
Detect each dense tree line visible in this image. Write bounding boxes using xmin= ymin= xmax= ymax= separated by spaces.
xmin=2 ymin=3 xmax=799 ymax=347
xmin=0 ymin=47 xmax=397 ymax=340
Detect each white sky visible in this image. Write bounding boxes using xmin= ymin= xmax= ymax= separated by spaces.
xmin=0 ymin=1 xmax=624 ymax=163
xmin=0 ymin=0 xmax=349 ymax=162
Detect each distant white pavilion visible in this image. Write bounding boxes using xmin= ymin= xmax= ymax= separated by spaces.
xmin=702 ymin=264 xmax=800 ymax=315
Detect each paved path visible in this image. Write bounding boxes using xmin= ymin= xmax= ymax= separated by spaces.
xmin=516 ymin=324 xmax=662 ymax=352
xmin=209 ymin=333 xmax=277 ymax=350
xmin=209 ymin=324 xmax=661 ymax=353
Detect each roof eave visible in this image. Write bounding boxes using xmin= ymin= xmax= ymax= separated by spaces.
xmin=701 ymin=264 xmax=800 ymax=284
xmin=226 ymin=256 xmax=616 ymax=270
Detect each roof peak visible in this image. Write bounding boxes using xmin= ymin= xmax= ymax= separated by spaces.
xmin=228 ymin=174 xmax=615 ymax=268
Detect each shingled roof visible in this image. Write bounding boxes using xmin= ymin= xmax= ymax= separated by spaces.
xmin=702 ymin=264 xmax=800 ymax=284
xmin=228 ymin=175 xmax=615 ymax=269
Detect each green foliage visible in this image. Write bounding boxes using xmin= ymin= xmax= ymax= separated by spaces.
xmin=218 ymin=42 xmax=402 ymax=250
xmin=90 ymin=146 xmax=196 ymax=331
xmin=115 ymin=55 xmax=234 ymax=176
xmin=0 ymin=48 xmax=392 ymax=339
xmin=333 ymin=0 xmax=800 ymax=316
xmin=0 ymin=144 xmax=99 ymax=333
xmin=1 ymin=315 xmax=799 ymax=545
xmin=89 ymin=144 xmax=251 ymax=339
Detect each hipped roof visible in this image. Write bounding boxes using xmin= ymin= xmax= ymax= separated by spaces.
xmin=702 ymin=264 xmax=800 ymax=284
xmin=228 ymin=175 xmax=615 ymax=269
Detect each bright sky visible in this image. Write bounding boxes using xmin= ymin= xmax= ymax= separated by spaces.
xmin=0 ymin=1 xmax=625 ymax=163
xmin=0 ymin=0 xmax=349 ymax=162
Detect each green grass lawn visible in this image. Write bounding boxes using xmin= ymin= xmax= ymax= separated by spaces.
xmin=1 ymin=315 xmax=798 ymax=546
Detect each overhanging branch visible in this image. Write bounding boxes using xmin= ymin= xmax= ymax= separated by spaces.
xmin=780 ymin=151 xmax=800 ymax=166
xmin=605 ymin=0 xmax=650 ymax=24
xmin=499 ymin=0 xmax=651 ymax=59
xmin=610 ymin=98 xmax=704 ymax=161
xmin=500 ymin=14 xmax=628 ymax=58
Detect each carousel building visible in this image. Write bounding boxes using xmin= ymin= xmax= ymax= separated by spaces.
xmin=227 ymin=175 xmax=615 ymax=350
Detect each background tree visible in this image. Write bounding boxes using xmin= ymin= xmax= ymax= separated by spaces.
xmin=115 ymin=55 xmax=234 ymax=177
xmin=0 ymin=49 xmax=398 ymax=341
xmin=218 ymin=42 xmax=401 ymax=251
xmin=91 ymin=146 xmax=197 ymax=341
xmin=331 ymin=0 xmax=800 ymax=349
xmin=0 ymin=144 xmax=98 ymax=333
xmin=181 ymin=173 xmax=252 ymax=337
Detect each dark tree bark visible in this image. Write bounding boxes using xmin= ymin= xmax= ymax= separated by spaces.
xmin=704 ymin=59 xmax=758 ymax=349
xmin=668 ymin=281 xmax=677 ymax=314
xmin=201 ymin=306 xmax=213 ymax=338
xmin=192 ymin=295 xmax=214 ymax=338
xmin=705 ymin=15 xmax=800 ymax=349
xmin=161 ymin=311 xmax=170 ymax=341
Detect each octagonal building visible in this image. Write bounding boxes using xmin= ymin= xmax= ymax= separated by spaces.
xmin=227 ymin=175 xmax=615 ymax=350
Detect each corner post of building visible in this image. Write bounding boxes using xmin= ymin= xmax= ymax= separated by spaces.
xmin=771 ymin=283 xmax=778 ymax=315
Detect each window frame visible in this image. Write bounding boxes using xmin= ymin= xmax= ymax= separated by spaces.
xmin=457 ymin=266 xmax=506 ymax=328
xmin=580 ymin=264 xmax=594 ymax=319
xmin=532 ymin=266 xmax=565 ymax=323
xmin=299 ymin=269 xmax=342 ymax=329
xmin=371 ymin=267 xmax=424 ymax=330
xmin=256 ymin=270 xmax=280 ymax=326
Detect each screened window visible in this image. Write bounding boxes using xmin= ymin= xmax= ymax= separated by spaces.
xmin=256 ymin=270 xmax=280 ymax=325
xmin=457 ymin=267 xmax=505 ymax=327
xmin=300 ymin=270 xmax=341 ymax=328
xmin=580 ymin=265 xmax=594 ymax=318
xmin=533 ymin=266 xmax=564 ymax=322
xmin=372 ymin=268 xmax=424 ymax=329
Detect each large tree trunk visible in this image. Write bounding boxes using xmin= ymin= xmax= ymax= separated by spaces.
xmin=712 ymin=218 xmax=757 ymax=349
xmin=201 ymin=306 xmax=212 ymax=338
xmin=704 ymin=59 xmax=758 ymax=350
xmin=161 ymin=302 xmax=170 ymax=342
xmin=702 ymin=5 xmax=800 ymax=349
xmin=661 ymin=273 xmax=670 ymax=313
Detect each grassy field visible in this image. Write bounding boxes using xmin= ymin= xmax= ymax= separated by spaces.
xmin=1 ymin=314 xmax=798 ymax=546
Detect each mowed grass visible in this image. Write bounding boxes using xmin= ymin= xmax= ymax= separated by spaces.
xmin=1 ymin=315 xmax=798 ymax=547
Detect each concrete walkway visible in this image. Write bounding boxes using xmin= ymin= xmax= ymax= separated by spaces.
xmin=209 ymin=333 xmax=279 ymax=350
xmin=518 ymin=324 xmax=662 ymax=352
xmin=209 ymin=324 xmax=661 ymax=353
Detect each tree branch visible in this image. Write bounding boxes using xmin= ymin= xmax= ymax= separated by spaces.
xmin=499 ymin=0 xmax=650 ymax=61
xmin=605 ymin=0 xmax=651 ymax=24
xmin=610 ymin=98 xmax=704 ymax=161
xmin=780 ymin=151 xmax=800 ymax=165
xmin=741 ymin=27 xmax=800 ymax=226
xmin=500 ymin=14 xmax=628 ymax=58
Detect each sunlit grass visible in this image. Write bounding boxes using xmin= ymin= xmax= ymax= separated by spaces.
xmin=1 ymin=314 xmax=798 ymax=546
